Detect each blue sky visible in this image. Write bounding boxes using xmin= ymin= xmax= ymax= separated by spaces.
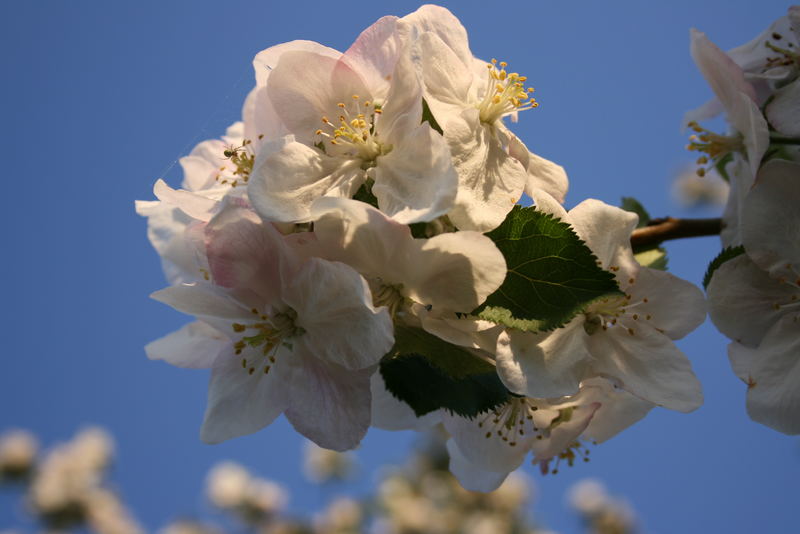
xmin=1 ymin=1 xmax=797 ymax=533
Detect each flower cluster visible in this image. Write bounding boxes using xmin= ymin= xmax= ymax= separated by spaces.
xmin=691 ymin=7 xmax=800 ymax=435
xmin=139 ymin=5 xmax=706 ymax=489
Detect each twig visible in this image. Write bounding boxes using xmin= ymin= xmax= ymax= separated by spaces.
xmin=630 ymin=217 xmax=722 ymax=248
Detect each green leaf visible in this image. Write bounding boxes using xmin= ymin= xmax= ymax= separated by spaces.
xmin=475 ymin=206 xmax=622 ymax=331
xmin=421 ymin=98 xmax=443 ymax=135
xmin=379 ymin=326 xmax=510 ymax=418
xmin=703 ymin=246 xmax=745 ymax=290
xmin=634 ymin=247 xmax=668 ymax=271
xmin=620 ymin=197 xmax=651 ymax=228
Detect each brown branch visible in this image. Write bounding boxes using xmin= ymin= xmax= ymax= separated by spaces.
xmin=630 ymin=217 xmax=722 ymax=249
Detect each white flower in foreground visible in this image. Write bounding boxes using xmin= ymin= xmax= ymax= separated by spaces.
xmin=148 ymin=203 xmax=393 ymax=450
xmin=401 ymin=5 xmax=568 ymax=231
xmin=708 ymin=159 xmax=800 ymax=434
xmin=444 ymin=378 xmax=653 ymax=492
xmin=496 ymin=194 xmax=704 ymax=411
xmin=249 ymin=16 xmax=457 ymax=225
xmin=311 ymin=197 xmax=506 ymax=318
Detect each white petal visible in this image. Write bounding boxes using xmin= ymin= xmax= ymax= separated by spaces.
xmin=746 ymin=314 xmax=800 ymax=435
xmin=588 ymin=326 xmax=703 ymax=412
xmin=690 ymin=29 xmax=757 ymax=110
xmin=580 ymin=382 xmax=654 ymax=443
xmin=150 ymin=284 xmax=252 ymax=328
xmin=401 ymin=5 xmax=472 ymax=68
xmin=530 ymin=402 xmax=598 ymax=462
xmin=373 ymin=123 xmax=458 ymax=224
xmin=727 ymin=341 xmax=754 ymax=383
xmin=766 ymin=78 xmax=800 ymax=137
xmin=145 ymin=321 xmax=228 ymax=369
xmin=529 ymin=188 xmax=569 ymax=220
xmin=742 ymin=159 xmax=800 ymax=278
xmin=445 ymin=111 xmax=527 ymax=232
xmin=442 ymin=412 xmax=532 ymax=474
xmin=283 ymin=355 xmax=374 ymax=451
xmin=567 ymin=199 xmax=638 ymax=272
xmin=153 ymin=179 xmax=218 ymax=222
xmin=404 ymin=231 xmax=506 ymax=311
xmin=707 ymin=255 xmax=794 ymax=346
xmin=283 ymin=258 xmax=394 ymax=370
xmin=375 ymin=36 xmax=424 ymax=142
xmin=200 ymin=349 xmax=291 ymax=443
xmin=445 ymin=439 xmax=510 ymax=493
xmin=416 ymin=32 xmax=473 ymax=121
xmin=495 ymin=324 xmax=591 ymax=398
xmin=369 ymin=373 xmax=441 ymax=430
xmin=727 ymin=90 xmax=770 ymax=178
xmin=507 ymin=133 xmax=568 ymax=204
xmin=250 ymin=140 xmax=364 ymax=223
xmin=632 ymin=268 xmax=707 ymax=340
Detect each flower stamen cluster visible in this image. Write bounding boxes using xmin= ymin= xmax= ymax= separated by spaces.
xmin=685 ymin=121 xmax=744 ymax=176
xmin=478 ymin=59 xmax=539 ymax=124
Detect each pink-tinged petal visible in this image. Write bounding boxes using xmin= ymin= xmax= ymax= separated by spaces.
xmin=587 ymin=326 xmax=703 ymax=413
xmin=720 ymin=157 xmax=754 ymax=247
xmin=179 ymin=153 xmax=218 ymax=192
xmin=344 ymin=16 xmax=401 ymax=100
xmin=145 ymin=321 xmax=228 ymax=369
xmin=401 ymin=5 xmax=472 ymax=71
xmin=253 ymin=40 xmax=341 ymax=86
xmin=707 ymin=255 xmax=795 ymax=347
xmin=631 ymin=268 xmax=707 ymax=340
xmin=248 ymin=86 xmax=289 ymax=143
xmin=495 ymin=324 xmax=591 ymax=399
xmin=445 ymin=439 xmax=509 ymax=493
xmin=728 ymin=14 xmax=796 ymax=79
xmin=727 ymin=341 xmax=754 ymax=383
xmin=690 ymin=29 xmax=757 ymax=109
xmin=404 ymin=231 xmax=506 ymax=311
xmin=507 ymin=133 xmax=568 ymax=204
xmin=200 ymin=348 xmax=291 ymax=443
xmin=682 ymin=97 xmax=725 ymax=129
xmin=136 ymin=200 xmax=205 ymax=285
xmin=370 ymin=373 xmax=441 ymax=430
xmin=153 ymin=179 xmax=219 ymax=222
xmin=442 ymin=411 xmax=532 ymax=474
xmin=766 ymin=79 xmax=800 ymax=137
xmin=205 ymin=203 xmax=291 ymax=302
xmin=250 ymin=140 xmax=365 ymax=223
xmin=284 ymin=258 xmax=393 ymax=370
xmin=745 ymin=314 xmax=800 ymax=435
xmin=416 ymin=32 xmax=474 ymax=120
xmin=283 ymin=355 xmax=374 ymax=451
xmin=311 ymin=197 xmax=414 ymax=282
xmin=267 ymin=51 xmax=370 ymax=146
xmin=373 ymin=123 xmax=457 ymax=224
xmin=743 ymin=160 xmax=800 ymax=278
xmin=567 ymin=199 xmax=638 ymax=273
xmin=445 ymin=110 xmax=528 ymax=232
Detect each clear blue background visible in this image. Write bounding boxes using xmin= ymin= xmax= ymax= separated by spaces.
xmin=1 ymin=1 xmax=797 ymax=533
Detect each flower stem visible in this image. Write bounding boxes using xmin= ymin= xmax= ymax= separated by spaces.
xmin=630 ymin=217 xmax=722 ymax=248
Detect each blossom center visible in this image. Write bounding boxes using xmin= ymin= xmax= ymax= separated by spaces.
xmin=477 ymin=397 xmax=541 ymax=447
xmin=231 ymin=307 xmax=305 ymax=376
xmin=215 ymin=136 xmax=263 ymax=188
xmin=685 ymin=121 xmax=744 ymax=177
xmin=316 ymin=95 xmax=390 ymax=166
xmin=583 ymin=282 xmax=654 ymax=337
xmin=371 ymin=280 xmax=407 ymax=319
xmin=477 ymin=59 xmax=539 ymax=125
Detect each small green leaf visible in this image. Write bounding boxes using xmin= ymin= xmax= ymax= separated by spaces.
xmin=352 ymin=180 xmax=379 ymax=209
xmin=714 ymin=152 xmax=734 ymax=182
xmin=475 ymin=206 xmax=622 ymax=331
xmin=620 ymin=197 xmax=651 ymax=228
xmin=634 ymin=247 xmax=668 ymax=271
xmin=703 ymin=246 xmax=745 ymax=289
xmin=422 ymin=98 xmax=443 ymax=135
xmin=379 ymin=326 xmax=510 ymax=418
